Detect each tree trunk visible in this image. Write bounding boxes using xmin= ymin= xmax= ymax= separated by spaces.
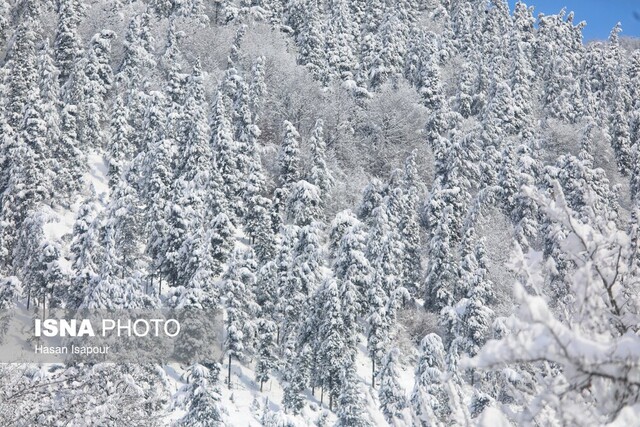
xmin=228 ymin=354 xmax=232 ymax=390
xmin=260 ymin=380 xmax=264 ymax=392
xmin=372 ymin=358 xmax=376 ymax=388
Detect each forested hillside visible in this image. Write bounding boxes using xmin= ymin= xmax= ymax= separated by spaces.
xmin=0 ymin=0 xmax=639 ymax=425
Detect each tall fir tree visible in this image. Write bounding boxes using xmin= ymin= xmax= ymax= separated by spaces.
xmin=378 ymin=347 xmax=408 ymax=426
xmin=278 ymin=120 xmax=301 ymax=189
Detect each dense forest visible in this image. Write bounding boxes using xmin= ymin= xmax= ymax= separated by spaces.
xmin=0 ymin=0 xmax=639 ymax=425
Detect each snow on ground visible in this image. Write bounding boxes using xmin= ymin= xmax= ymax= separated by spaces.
xmin=179 ymin=332 xmax=417 ymax=426
xmin=85 ymin=150 xmax=110 ymax=199
xmin=159 ymin=343 xmax=400 ymax=425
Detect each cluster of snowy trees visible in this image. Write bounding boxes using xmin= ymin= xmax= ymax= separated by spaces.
xmin=0 ymin=0 xmax=639 ymax=425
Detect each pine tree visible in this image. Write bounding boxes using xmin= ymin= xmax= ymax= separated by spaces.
xmin=286 ymin=180 xmax=322 ymax=226
xmin=411 ymin=334 xmax=450 ymax=426
xmin=176 ymin=363 xmax=225 ymax=426
xmin=366 ymin=275 xmax=389 ymax=387
xmin=38 ymin=41 xmax=83 ymax=202
xmin=0 ymin=275 xmax=21 ymax=338
xmin=282 ymin=337 xmax=308 ymax=415
xmin=68 ymin=194 xmax=100 ymax=310
xmin=0 ymin=103 xmax=15 ymax=212
xmin=11 ymin=210 xmax=41 ymax=309
xmin=210 ymin=212 xmax=236 ymax=276
xmin=269 ymin=187 xmax=286 ymax=234
xmin=416 ymin=34 xmax=445 ymax=111
xmin=366 ymin=203 xmax=402 ymax=298
xmin=483 ymin=80 xmax=516 ymax=142
xmin=497 ymin=143 xmax=518 ymax=214
xmin=609 ymin=84 xmax=632 ymax=175
xmin=211 ymin=91 xmax=241 ymax=212
xmin=80 ymin=214 xmax=117 ymax=309
xmin=96 ymin=215 xmax=154 ymax=309
xmin=162 ymin=182 xmax=193 ymax=289
xmin=424 ymin=206 xmax=458 ymax=313
xmin=332 ymin=213 xmax=371 ymax=313
xmin=279 ymin=120 xmax=301 ymax=188
xmin=108 ymin=96 xmax=132 ymax=189
xmin=255 ymin=318 xmax=277 ymax=392
xmin=247 ymin=195 xmax=277 ymax=265
xmin=56 ymin=104 xmax=85 ymax=199
xmin=325 ymin=0 xmax=357 ymax=84
xmin=296 ymin=1 xmax=327 ymax=83
xmin=1 ymin=132 xmax=47 ymax=266
xmin=398 ymin=192 xmax=421 ymax=295
xmin=164 ymin=66 xmax=222 ymax=289
xmin=227 ymin=24 xmax=246 ymax=70
xmin=249 ymin=56 xmax=266 ymax=123
xmin=294 ymin=220 xmax=325 ymax=297
xmin=631 ymin=145 xmax=640 ymax=203
xmin=140 ymin=92 xmax=175 ymax=293
xmin=4 ymin=50 xmax=52 ymax=231
xmin=0 ymin=1 xmax=9 ymax=45
xmin=458 ymin=241 xmax=494 ymax=358
xmin=78 ymin=30 xmax=116 ymax=149
xmin=118 ymin=13 xmax=155 ymax=88
xmin=7 ymin=23 xmax=39 ymax=129
xmin=453 ymin=62 xmax=475 ymax=118
xmin=54 ymin=0 xmax=84 ymax=83
xmin=511 ymin=143 xmax=541 ymax=247
xmin=368 ymin=12 xmax=407 ymax=89
xmin=378 ymin=347 xmax=408 ymax=426
xmin=335 ymin=358 xmax=372 ymax=427
xmin=107 ymin=172 xmax=143 ymax=281
xmin=317 ymin=277 xmax=346 ymax=409
xmin=163 ymin=21 xmax=189 ymax=123
xmin=357 ymin=178 xmax=385 ymax=223
xmin=328 ymin=209 xmax=359 ymax=262
xmin=339 ymin=275 xmax=362 ymax=360
xmin=38 ymin=40 xmax=61 ymax=161
xmin=275 ymin=225 xmax=306 ymax=344
xmin=233 ymin=83 xmax=262 ymax=211
xmin=180 ymin=60 xmax=212 ymax=182
xmin=537 ymin=12 xmax=584 ymax=123
xmin=16 ymin=211 xmax=66 ymax=313
xmin=222 ymin=249 xmax=258 ymax=388
xmin=256 ymin=259 xmax=279 ymax=324
xmin=307 ymin=119 xmax=334 ymax=198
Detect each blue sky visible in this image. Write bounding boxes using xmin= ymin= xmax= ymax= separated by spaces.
xmin=508 ymin=0 xmax=640 ymax=40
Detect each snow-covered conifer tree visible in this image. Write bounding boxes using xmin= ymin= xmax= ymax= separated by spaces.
xmin=222 ymin=248 xmax=258 ymax=388
xmin=378 ymin=347 xmax=408 ymax=425
xmin=278 ymin=121 xmax=301 ymax=188
xmin=286 ymin=180 xmax=322 ymax=226
xmin=176 ymin=363 xmax=225 ymax=426
xmin=255 ymin=318 xmax=278 ymax=392
xmin=68 ymin=194 xmax=99 ymax=309
xmin=307 ymin=119 xmax=334 ymax=198
xmin=424 ymin=204 xmax=458 ymax=312
xmin=411 ymin=334 xmax=450 ymax=426
xmin=335 ymin=359 xmax=372 ymax=427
